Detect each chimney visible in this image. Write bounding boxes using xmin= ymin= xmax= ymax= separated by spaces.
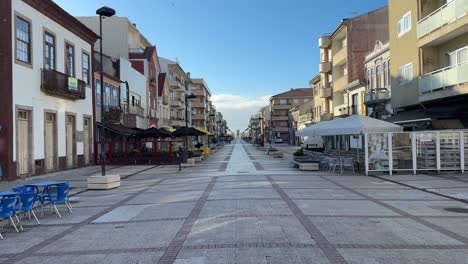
xmin=187 ymin=72 xmax=191 ymax=78
xmin=132 ymin=23 xmax=137 ymax=28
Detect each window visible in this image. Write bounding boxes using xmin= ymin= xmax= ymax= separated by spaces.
xmin=448 ymin=46 xmax=467 ymax=67
xmin=351 ymin=94 xmax=358 ymax=115
xmin=397 ymin=12 xmax=411 ymax=37
xmin=96 ymin=80 xmax=101 ymax=106
xmin=366 ymin=69 xmax=371 ymax=90
xmin=280 ymin=99 xmax=288 ymax=105
xmin=398 ymin=63 xmax=413 ymax=86
xmin=16 ymin=16 xmax=31 ymax=64
xmin=65 ymin=43 xmax=75 ymax=77
xmin=387 ymin=61 xmax=391 ymax=87
xmin=44 ymin=32 xmax=55 ymax=70
xmin=376 ymin=65 xmax=383 ymax=88
xmin=370 ymin=68 xmax=375 ymax=89
xmin=82 ymin=52 xmax=90 ymax=85
xmin=293 ymin=99 xmax=299 ymax=104
xmin=383 ymin=61 xmax=388 ymax=88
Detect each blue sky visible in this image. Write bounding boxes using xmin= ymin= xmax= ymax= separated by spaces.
xmin=55 ymin=0 xmax=387 ymax=132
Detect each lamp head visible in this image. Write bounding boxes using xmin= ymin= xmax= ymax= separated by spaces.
xmin=96 ymin=6 xmax=116 ymax=17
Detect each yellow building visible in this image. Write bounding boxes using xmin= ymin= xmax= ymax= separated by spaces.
xmin=389 ymin=0 xmax=468 ymax=129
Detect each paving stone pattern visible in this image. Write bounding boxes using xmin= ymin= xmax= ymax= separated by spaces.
xmin=2 ymin=142 xmax=468 ymax=263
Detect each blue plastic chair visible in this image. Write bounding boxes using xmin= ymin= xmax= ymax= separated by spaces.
xmin=0 ymin=197 xmax=21 ymax=239
xmin=16 ymin=192 xmax=40 ymax=225
xmin=42 ymin=183 xmax=72 ymax=219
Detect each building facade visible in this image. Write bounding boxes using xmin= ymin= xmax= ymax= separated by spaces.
xmin=191 ymin=78 xmax=212 ymax=130
xmin=0 ymin=0 xmax=98 ymax=180
xmin=364 ymin=40 xmax=392 ymax=119
xmin=77 ymin=16 xmax=160 ymax=128
xmin=389 ymin=0 xmax=468 ymax=129
xmin=328 ymin=7 xmax=389 ymax=118
xmin=269 ymin=88 xmax=313 ymax=144
xmin=289 ymin=99 xmax=314 ymax=145
xmin=159 ymin=58 xmax=192 ymax=128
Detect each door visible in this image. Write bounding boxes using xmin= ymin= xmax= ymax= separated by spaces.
xmin=66 ymin=115 xmax=75 ymax=167
xmin=83 ymin=117 xmax=91 ymax=164
xmin=17 ymin=110 xmax=30 ymax=175
xmin=45 ymin=113 xmax=56 ymax=171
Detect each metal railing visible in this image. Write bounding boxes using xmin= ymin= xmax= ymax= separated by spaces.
xmin=41 ymin=69 xmax=86 ymax=100
xmin=417 ymin=0 xmax=468 ymax=38
xmin=364 ymin=88 xmax=391 ymax=104
xmin=419 ymin=61 xmax=468 ymax=94
xmin=122 ymin=104 xmax=144 ymax=117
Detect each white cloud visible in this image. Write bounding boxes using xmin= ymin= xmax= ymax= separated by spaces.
xmin=211 ymin=94 xmax=271 ymax=132
xmin=211 ymin=94 xmax=271 ymax=110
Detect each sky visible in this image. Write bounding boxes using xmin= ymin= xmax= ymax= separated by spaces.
xmin=55 ymin=0 xmax=387 ymax=132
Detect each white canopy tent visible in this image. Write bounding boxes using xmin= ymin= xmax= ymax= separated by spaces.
xmin=296 ymin=115 xmax=403 ymax=137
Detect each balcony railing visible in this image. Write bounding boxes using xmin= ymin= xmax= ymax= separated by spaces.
xmin=364 ymin=88 xmax=391 ymax=105
xmin=417 ymin=0 xmax=468 ymax=39
xmin=123 ymin=104 xmax=144 ymax=117
xmin=419 ymin=62 xmax=468 ymax=94
xmin=103 ymin=106 xmax=122 ymax=122
xmin=41 ymin=69 xmax=86 ymax=100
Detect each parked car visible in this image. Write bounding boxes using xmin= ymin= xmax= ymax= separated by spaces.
xmin=274 ymin=137 xmax=283 ymax=143
xmin=301 ymin=136 xmax=324 ymax=151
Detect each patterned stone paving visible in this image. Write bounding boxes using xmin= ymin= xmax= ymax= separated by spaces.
xmin=2 ymin=141 xmax=468 ymax=263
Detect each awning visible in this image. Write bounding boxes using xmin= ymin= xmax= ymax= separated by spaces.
xmin=172 ymin=126 xmax=205 ymax=137
xmin=97 ymin=123 xmax=139 ymax=136
xmin=432 ymin=119 xmax=464 ymax=129
xmin=297 ymin=115 xmax=403 ymax=136
xmin=195 ymin=127 xmax=213 ymax=136
xmin=385 ymin=109 xmax=431 ymax=125
xmin=132 ymin=127 xmax=171 ymax=138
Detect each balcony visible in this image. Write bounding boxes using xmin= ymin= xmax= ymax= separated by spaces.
xmin=333 ymin=75 xmax=348 ymax=92
xmin=419 ymin=62 xmax=468 ymax=102
xmin=170 ymin=99 xmax=184 ymax=109
xmin=169 ymin=79 xmax=184 ymax=90
xmin=333 ymin=103 xmax=349 ymax=117
xmin=123 ymin=104 xmax=144 ymax=117
xmin=332 ymin=47 xmax=347 ymax=66
xmin=170 ymin=118 xmax=185 ymax=127
xmin=319 ymin=61 xmax=332 ymax=73
xmin=103 ymin=106 xmax=122 ymax=123
xmin=272 ymin=127 xmax=288 ymax=132
xmin=417 ymin=0 xmax=468 ymax=46
xmin=41 ymin=69 xmax=86 ymax=100
xmin=162 ymin=95 xmax=169 ymax=105
xmin=364 ymin=88 xmax=391 ymax=105
xmin=192 ymin=89 xmax=206 ymax=97
xmin=272 ymin=115 xmax=289 ymax=121
xmin=320 ymin=112 xmax=333 ymax=121
xmin=319 ymin=87 xmax=332 ymax=98
xmin=192 ymin=114 xmax=206 ymax=120
xmin=271 ymin=104 xmax=291 ymax=110
xmin=318 ymin=36 xmax=331 ymax=49
xmin=191 ymin=101 xmax=206 ymax=108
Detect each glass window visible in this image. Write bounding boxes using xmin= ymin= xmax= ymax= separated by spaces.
xmin=448 ymin=47 xmax=467 ymax=67
xmin=398 ymin=63 xmax=413 ymax=86
xmin=44 ymin=32 xmax=55 ymax=70
xmin=16 ymin=16 xmax=31 ymax=64
xmin=383 ymin=61 xmax=388 ymax=88
xmin=376 ymin=65 xmax=383 ymax=88
xmin=82 ymin=53 xmax=90 ymax=85
xmin=95 ymin=80 xmax=101 ymax=107
xmin=397 ymin=12 xmax=411 ymax=37
xmin=65 ymin=43 xmax=75 ymax=77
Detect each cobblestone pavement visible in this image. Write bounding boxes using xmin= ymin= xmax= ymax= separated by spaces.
xmin=2 ymin=141 xmax=468 ymax=263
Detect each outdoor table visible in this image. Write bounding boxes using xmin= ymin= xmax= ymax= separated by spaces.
xmin=0 ymin=191 xmax=20 ymax=198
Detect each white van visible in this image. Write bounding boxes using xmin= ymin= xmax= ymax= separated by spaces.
xmin=301 ymin=136 xmax=324 ymax=151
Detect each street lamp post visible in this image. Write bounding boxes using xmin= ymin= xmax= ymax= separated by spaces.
xmin=96 ymin=6 xmax=115 ymax=176
xmin=183 ymin=93 xmax=196 ymax=163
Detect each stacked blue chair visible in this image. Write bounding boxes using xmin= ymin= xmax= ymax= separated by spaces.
xmin=42 ymin=183 xmax=72 ymax=219
xmin=0 ymin=197 xmax=21 ymax=239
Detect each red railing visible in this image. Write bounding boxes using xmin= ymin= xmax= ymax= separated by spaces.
xmin=94 ymin=140 xmax=185 ymax=165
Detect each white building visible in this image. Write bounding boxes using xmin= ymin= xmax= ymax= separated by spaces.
xmin=77 ymin=16 xmax=161 ymax=128
xmin=364 ymin=40 xmax=392 ymax=119
xmin=0 ymin=0 xmax=98 ymax=180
